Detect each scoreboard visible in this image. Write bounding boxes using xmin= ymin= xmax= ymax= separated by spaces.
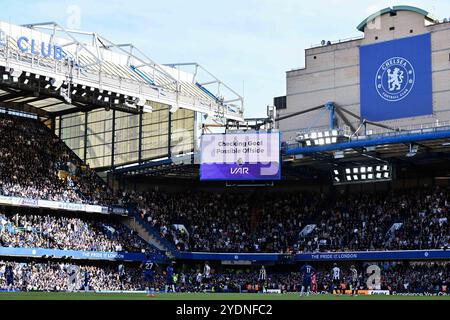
xmin=200 ymin=132 xmax=281 ymax=181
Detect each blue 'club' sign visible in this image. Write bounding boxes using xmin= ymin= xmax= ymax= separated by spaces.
xmin=360 ymin=33 xmax=432 ymax=121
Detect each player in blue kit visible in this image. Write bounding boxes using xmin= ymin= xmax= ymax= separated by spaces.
xmin=83 ymin=270 xmax=90 ymax=292
xmin=300 ymin=263 xmax=316 ymax=296
xmin=165 ymin=261 xmax=176 ymax=293
xmin=141 ymin=255 xmax=157 ymax=296
xmin=5 ymin=264 xmax=14 ymax=291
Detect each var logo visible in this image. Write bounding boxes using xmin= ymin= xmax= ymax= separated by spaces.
xmin=231 ymin=167 xmax=249 ymax=175
xmin=231 ymin=158 xmax=249 ymax=175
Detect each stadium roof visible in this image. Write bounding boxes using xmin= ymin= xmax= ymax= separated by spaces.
xmin=357 ymin=5 xmax=438 ymax=32
xmin=0 ymin=21 xmax=244 ymax=121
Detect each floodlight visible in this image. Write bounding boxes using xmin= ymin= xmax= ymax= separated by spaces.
xmin=50 ymin=78 xmax=64 ymax=90
xmin=9 ymin=68 xmax=23 ymax=78
xmin=170 ymin=104 xmax=180 ymax=113
xmin=136 ymin=98 xmax=146 ymax=107
xmin=143 ymin=105 xmax=153 ymax=113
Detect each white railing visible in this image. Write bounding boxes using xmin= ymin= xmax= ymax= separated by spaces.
xmin=310 ymin=35 xmax=364 ymax=48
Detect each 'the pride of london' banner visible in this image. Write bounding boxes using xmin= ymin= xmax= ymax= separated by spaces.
xmin=359 ymin=33 xmax=433 ymax=121
xmin=200 ymin=132 xmax=281 ymax=181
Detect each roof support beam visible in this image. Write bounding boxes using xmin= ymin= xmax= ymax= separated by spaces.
xmin=0 ymin=101 xmax=51 ymax=118
xmin=276 ymin=105 xmax=325 ymax=122
xmin=335 ymin=108 xmax=357 ymax=132
xmin=285 ymin=129 xmax=450 ymax=156
xmin=0 ymin=92 xmax=28 ymax=102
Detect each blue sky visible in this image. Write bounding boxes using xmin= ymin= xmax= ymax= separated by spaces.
xmin=2 ymin=0 xmax=449 ymax=117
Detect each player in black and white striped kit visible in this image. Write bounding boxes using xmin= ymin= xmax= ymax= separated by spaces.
xmin=202 ymin=262 xmax=211 ymax=292
xmin=258 ymin=266 xmax=267 ymax=293
xmin=349 ymin=265 xmax=359 ymax=296
xmin=331 ymin=263 xmax=342 ymax=295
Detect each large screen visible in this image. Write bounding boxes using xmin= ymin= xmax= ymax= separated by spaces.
xmin=200 ymin=132 xmax=281 ymax=181
xmin=360 ymin=33 xmax=432 ymax=121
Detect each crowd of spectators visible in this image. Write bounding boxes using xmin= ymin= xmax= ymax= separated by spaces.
xmin=124 ymin=188 xmax=448 ymax=254
xmin=0 ymin=211 xmax=158 ymax=253
xmin=0 ymin=115 xmax=115 ymax=205
xmin=0 ymin=261 xmax=142 ymax=291
xmin=0 ymin=261 xmax=448 ymax=294
xmin=300 ymin=189 xmax=449 ymax=252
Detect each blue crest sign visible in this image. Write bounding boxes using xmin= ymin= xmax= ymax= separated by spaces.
xmin=375 ymin=57 xmax=415 ymax=102
xmin=360 ymin=33 xmax=432 ymax=121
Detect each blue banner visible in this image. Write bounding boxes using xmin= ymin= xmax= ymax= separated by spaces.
xmin=177 ymin=252 xmax=280 ymax=262
xmin=360 ymin=33 xmax=432 ymax=121
xmin=295 ymin=250 xmax=450 ymax=262
xmin=0 ymin=247 xmax=163 ymax=262
xmin=178 ymin=250 xmax=450 ymax=262
xmin=1 ymin=247 xmax=448 ymax=263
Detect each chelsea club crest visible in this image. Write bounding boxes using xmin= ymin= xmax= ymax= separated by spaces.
xmin=375 ymin=57 xmax=415 ymax=102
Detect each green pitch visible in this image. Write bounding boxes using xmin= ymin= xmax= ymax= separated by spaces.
xmin=0 ymin=292 xmax=449 ymax=300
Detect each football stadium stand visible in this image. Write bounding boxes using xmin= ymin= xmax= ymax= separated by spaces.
xmin=0 ymin=260 xmax=448 ymax=294
xmin=0 ymin=7 xmax=449 ymax=298
xmin=125 ymin=188 xmax=448 ymax=253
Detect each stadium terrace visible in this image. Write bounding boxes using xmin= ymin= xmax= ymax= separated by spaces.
xmin=0 ymin=5 xmax=449 ymax=301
